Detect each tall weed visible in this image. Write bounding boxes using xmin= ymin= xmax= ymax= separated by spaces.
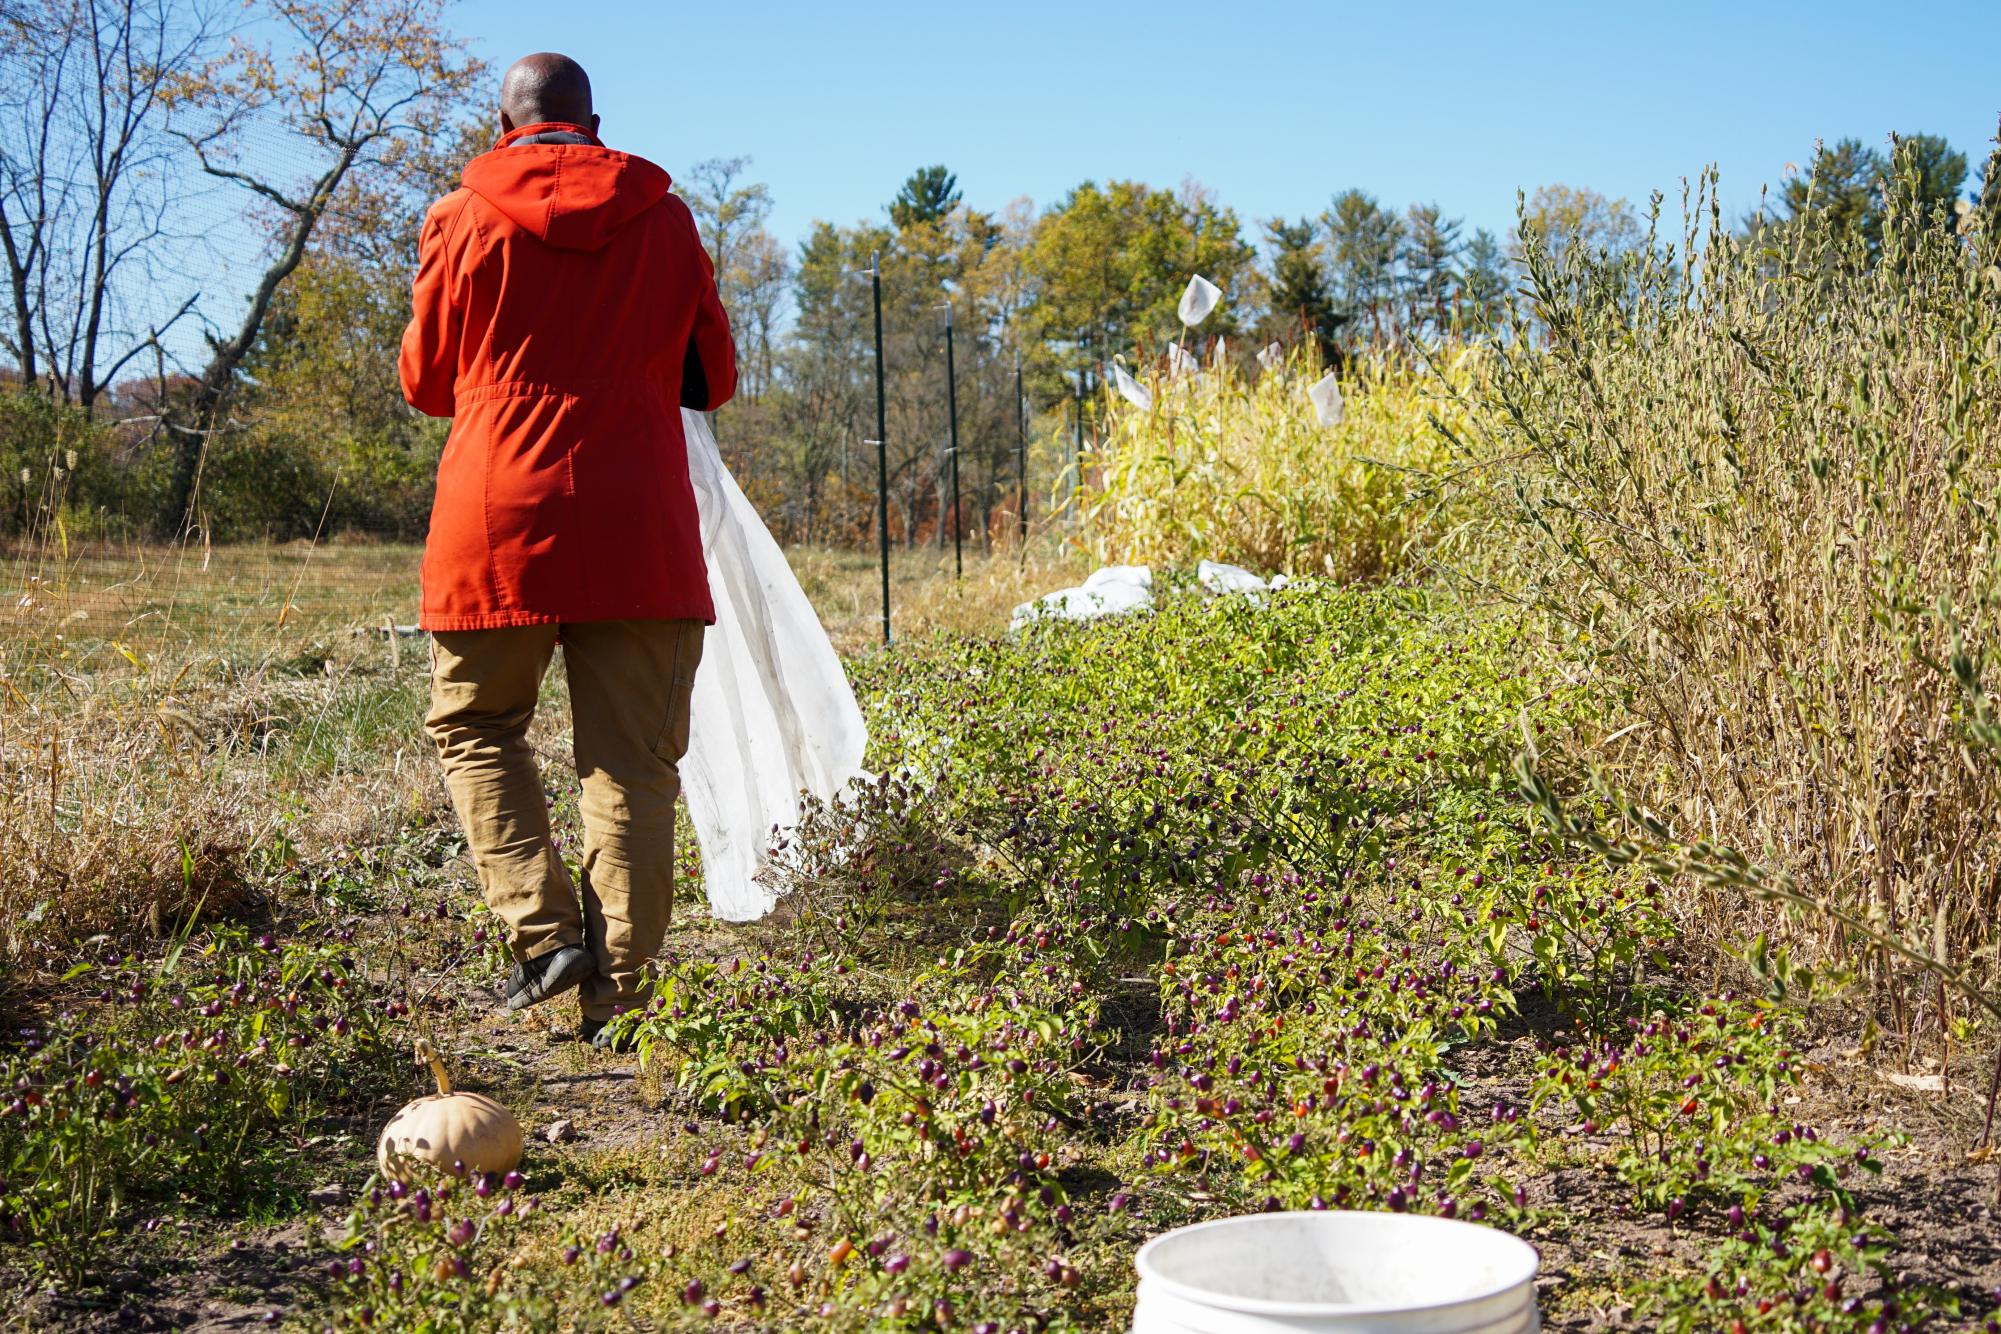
xmin=1441 ymin=170 xmax=2001 ymax=1039
xmin=1079 ymin=348 xmax=1473 ymax=580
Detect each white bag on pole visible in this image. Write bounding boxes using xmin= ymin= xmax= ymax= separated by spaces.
xmin=1307 ymin=371 xmax=1345 ymax=426
xmin=1113 ymin=362 xmax=1154 ymax=411
xmin=679 ymin=409 xmax=869 ymax=921
xmin=1178 ymin=274 xmax=1222 ymax=326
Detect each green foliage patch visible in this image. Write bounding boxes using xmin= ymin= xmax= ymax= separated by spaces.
xmin=0 ymin=925 xmax=401 ymax=1286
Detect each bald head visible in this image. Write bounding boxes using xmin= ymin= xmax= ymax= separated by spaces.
xmin=499 ymin=53 xmax=596 ymax=135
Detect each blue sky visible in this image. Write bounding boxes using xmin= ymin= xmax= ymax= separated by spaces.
xmin=456 ymin=0 xmax=2001 ymax=249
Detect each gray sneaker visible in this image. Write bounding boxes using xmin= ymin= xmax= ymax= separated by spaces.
xmin=503 ymin=945 xmax=593 ymax=1012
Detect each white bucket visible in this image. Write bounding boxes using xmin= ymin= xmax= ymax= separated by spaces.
xmin=1132 ymin=1212 xmax=1541 ymax=1334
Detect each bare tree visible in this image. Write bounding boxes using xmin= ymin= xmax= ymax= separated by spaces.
xmin=0 ymin=0 xmax=217 ymax=407
xmin=0 ymin=13 xmax=61 ymax=388
xmin=730 ymin=227 xmax=790 ymax=400
xmin=160 ymin=0 xmax=484 ymax=532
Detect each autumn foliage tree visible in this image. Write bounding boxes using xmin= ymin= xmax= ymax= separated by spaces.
xmin=773 ymin=179 xmax=1037 ymax=550
xmin=679 ymin=156 xmax=791 ymax=402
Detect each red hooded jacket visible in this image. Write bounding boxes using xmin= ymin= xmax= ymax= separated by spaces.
xmin=400 ymin=122 xmax=735 ymax=631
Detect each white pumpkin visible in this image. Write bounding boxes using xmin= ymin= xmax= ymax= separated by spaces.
xmin=378 ymin=1038 xmax=523 ymax=1177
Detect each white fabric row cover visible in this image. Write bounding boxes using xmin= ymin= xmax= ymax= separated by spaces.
xmin=1010 ymin=564 xmax=1155 ymax=630
xmin=680 ymin=408 xmax=869 ymax=922
xmin=1198 ymin=559 xmax=1288 ymax=596
xmin=1011 ymin=561 xmax=1288 ymax=631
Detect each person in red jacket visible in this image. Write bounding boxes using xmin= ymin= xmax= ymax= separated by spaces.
xmin=400 ymin=52 xmax=734 ymax=1049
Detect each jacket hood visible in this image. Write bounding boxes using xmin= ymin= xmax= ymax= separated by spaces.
xmin=460 ymin=123 xmax=671 ymax=252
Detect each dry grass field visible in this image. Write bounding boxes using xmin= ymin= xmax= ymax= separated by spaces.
xmin=0 ymin=534 xmax=1086 ymax=967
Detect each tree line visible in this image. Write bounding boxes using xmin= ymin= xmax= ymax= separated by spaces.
xmin=3 ymin=0 xmax=1993 ymax=547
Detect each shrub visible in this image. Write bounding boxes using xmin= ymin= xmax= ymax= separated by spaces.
xmin=0 ymin=389 xmax=166 ymax=541
xmin=295 ymin=581 xmax=1975 ymax=1330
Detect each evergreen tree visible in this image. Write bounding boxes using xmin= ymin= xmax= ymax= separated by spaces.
xmin=1976 ymin=120 xmax=2001 ymax=267
xmin=889 ymin=165 xmax=962 ymax=230
xmin=1780 ymin=139 xmax=1882 ymax=245
xmin=1780 ymin=135 xmax=1968 ymax=258
xmin=1262 ymin=216 xmax=1343 ymax=365
xmin=1321 ymin=190 xmax=1403 ymax=334
xmin=1399 ymin=203 xmax=1462 ymax=337
xmin=1456 ymin=228 xmax=1511 ymax=334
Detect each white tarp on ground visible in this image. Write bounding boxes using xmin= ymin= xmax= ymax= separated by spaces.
xmin=1010 ymin=564 xmax=1154 ymax=630
xmin=681 ymin=408 xmax=869 ymax=922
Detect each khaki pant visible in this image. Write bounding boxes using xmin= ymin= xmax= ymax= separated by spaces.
xmin=425 ymin=619 xmax=703 ymax=1022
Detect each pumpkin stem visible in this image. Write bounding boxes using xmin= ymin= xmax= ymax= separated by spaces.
xmin=413 ymin=1036 xmax=453 ymax=1096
